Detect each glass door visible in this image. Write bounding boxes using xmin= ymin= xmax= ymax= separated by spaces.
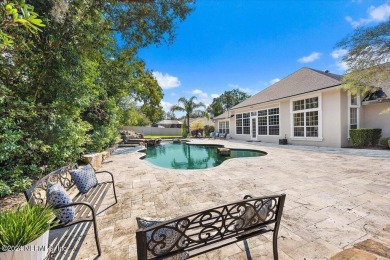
xmin=251 ymin=117 xmax=257 ymax=140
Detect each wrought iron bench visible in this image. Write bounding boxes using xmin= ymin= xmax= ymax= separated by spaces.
xmin=24 ymin=163 xmax=117 ymax=256
xmin=136 ymin=194 xmax=286 ymax=260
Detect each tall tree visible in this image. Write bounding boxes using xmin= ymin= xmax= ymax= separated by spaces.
xmin=207 ymin=89 xmax=251 ymax=117
xmin=337 ymin=20 xmax=390 ymax=100
xmin=172 ymin=96 xmax=206 ymax=134
xmin=0 ymin=0 xmax=194 ymax=193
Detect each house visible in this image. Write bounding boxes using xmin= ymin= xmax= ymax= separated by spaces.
xmin=187 ymin=117 xmax=214 ymax=127
xmin=156 ymin=119 xmax=183 ymax=128
xmin=213 ymin=67 xmax=390 ymax=147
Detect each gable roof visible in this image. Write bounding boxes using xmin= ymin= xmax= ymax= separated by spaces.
xmin=231 ymin=67 xmax=343 ymax=110
xmin=157 ymin=120 xmax=182 ymax=125
xmin=213 ymin=111 xmax=229 ymax=120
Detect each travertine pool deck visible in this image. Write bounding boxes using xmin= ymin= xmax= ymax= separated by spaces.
xmin=50 ymin=139 xmax=390 ymax=259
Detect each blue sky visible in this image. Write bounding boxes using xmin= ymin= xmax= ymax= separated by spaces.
xmin=137 ymin=0 xmax=390 ymax=113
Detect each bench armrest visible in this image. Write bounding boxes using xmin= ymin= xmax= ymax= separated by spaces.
xmin=95 ymin=170 xmax=115 ymax=183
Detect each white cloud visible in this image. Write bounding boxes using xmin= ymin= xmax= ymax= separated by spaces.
xmin=345 ymin=4 xmax=390 ymax=28
xmin=160 ymin=100 xmax=174 ymax=111
xmin=336 ymin=61 xmax=349 ymax=71
xmin=331 ymin=49 xmax=348 ymax=59
xmin=170 ymin=92 xmax=176 ymax=96
xmin=297 ymin=52 xmax=322 ymax=63
xmin=269 ymin=78 xmax=280 ymax=85
xmin=152 ymin=71 xmax=181 ymax=89
xmin=211 ymin=94 xmax=220 ymax=98
xmin=228 ymin=83 xmax=240 ymax=89
xmin=192 ymin=89 xmax=208 ymax=98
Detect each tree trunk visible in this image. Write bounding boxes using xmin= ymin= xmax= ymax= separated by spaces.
xmin=186 ymin=114 xmax=190 ymax=134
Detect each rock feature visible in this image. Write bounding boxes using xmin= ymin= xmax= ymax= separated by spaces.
xmin=217 ymin=148 xmax=231 ymax=156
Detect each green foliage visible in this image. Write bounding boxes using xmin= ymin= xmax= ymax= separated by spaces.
xmin=0 ymin=0 xmax=194 ymax=195
xmin=388 ymin=139 xmax=390 ymax=149
xmin=0 ymin=204 xmax=57 ymax=249
xmin=207 ymin=89 xmax=251 ymax=117
xmin=11 ymin=177 xmax=32 ymax=193
xmin=337 ymin=20 xmax=390 ymax=113
xmin=172 ymin=96 xmax=206 ymax=134
xmin=0 ymin=181 xmax=12 ymax=198
xmin=181 ymin=120 xmax=188 ymax=138
xmin=0 ymin=0 xmax=45 ymax=48
xmin=349 ymin=129 xmax=379 ymax=147
xmin=371 ymin=128 xmax=382 ymax=146
xmin=379 ymin=137 xmax=390 ymax=147
xmin=204 ymin=125 xmax=215 ymax=136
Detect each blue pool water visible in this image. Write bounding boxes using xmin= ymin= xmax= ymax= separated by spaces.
xmin=140 ymin=143 xmax=265 ymax=169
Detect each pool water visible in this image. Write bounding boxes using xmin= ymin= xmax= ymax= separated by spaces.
xmin=140 ymin=143 xmax=265 ymax=169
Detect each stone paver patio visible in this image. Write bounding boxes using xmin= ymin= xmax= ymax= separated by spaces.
xmin=49 ymin=139 xmax=390 ymax=259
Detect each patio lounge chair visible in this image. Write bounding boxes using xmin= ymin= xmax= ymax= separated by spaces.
xmin=219 ymin=132 xmax=228 ymax=139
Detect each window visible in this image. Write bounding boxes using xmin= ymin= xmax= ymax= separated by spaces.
xmin=348 ymin=93 xmax=360 ymax=135
xmin=218 ymin=121 xmax=229 ymax=134
xmin=257 ymin=108 xmax=280 ymax=136
xmin=243 ymin=113 xmax=250 ymax=134
xmin=236 ymin=114 xmax=242 ymax=134
xmin=350 ymin=94 xmax=357 ymax=106
xmin=292 ymin=97 xmax=319 ymax=138
xmin=236 ymin=113 xmax=250 ymax=135
xmin=350 ymin=108 xmax=357 ymax=129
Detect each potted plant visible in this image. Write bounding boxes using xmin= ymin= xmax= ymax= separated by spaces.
xmin=0 ymin=204 xmax=57 ymax=260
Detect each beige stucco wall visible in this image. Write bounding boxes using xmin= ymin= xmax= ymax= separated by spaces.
xmin=340 ymin=90 xmax=350 ymax=147
xmin=362 ymin=103 xmax=390 ymax=138
xmin=215 ymin=88 xmax=347 ymax=147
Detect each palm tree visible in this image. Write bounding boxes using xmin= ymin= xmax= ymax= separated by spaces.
xmin=171 ymin=96 xmax=206 ymax=134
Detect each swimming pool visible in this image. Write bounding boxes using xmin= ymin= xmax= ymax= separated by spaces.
xmin=140 ymin=143 xmax=266 ymax=169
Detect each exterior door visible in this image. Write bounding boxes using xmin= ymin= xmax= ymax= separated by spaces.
xmin=251 ymin=117 xmax=257 ymax=140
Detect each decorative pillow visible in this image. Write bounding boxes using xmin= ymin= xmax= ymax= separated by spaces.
xmin=137 ymin=217 xmax=188 ymax=260
xmin=46 ymin=183 xmax=75 ymax=223
xmin=69 ymin=164 xmax=98 ymax=194
xmin=235 ymin=199 xmax=272 ymax=230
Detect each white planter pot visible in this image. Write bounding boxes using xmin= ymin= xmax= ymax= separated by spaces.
xmin=0 ymin=230 xmax=49 ymax=260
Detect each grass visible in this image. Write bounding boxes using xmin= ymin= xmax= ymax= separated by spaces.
xmin=144 ymin=135 xmax=183 ymax=139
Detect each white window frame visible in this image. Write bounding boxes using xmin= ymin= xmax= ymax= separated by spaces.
xmin=348 ymin=92 xmax=361 ymax=137
xmin=290 ymin=93 xmax=323 ymax=141
xmin=218 ymin=120 xmax=229 ymax=134
xmin=236 ymin=112 xmax=250 ymax=135
xmin=257 ymin=107 xmax=280 ymax=136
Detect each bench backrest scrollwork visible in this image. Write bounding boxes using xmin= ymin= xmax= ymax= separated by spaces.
xmin=24 ymin=164 xmax=78 ymax=204
xmin=136 ymin=194 xmax=286 ymax=259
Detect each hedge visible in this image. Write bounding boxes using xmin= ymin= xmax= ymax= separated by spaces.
xmin=379 ymin=137 xmax=390 ymax=147
xmin=349 ymin=128 xmax=382 ymax=147
xmin=371 ymin=128 xmax=382 ymax=146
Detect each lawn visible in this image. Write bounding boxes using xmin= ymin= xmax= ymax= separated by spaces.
xmin=144 ymin=135 xmax=183 ymax=139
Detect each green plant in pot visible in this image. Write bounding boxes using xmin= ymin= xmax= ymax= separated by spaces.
xmin=0 ymin=204 xmax=58 ymax=260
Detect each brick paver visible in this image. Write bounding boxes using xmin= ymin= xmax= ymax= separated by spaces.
xmin=49 ymin=139 xmax=390 ymax=259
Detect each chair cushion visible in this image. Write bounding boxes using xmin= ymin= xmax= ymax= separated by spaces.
xmin=235 ymin=199 xmax=272 ymax=230
xmin=69 ymin=164 xmax=98 ymax=194
xmin=137 ymin=217 xmax=188 ymax=260
xmin=46 ymin=183 xmax=75 ymax=223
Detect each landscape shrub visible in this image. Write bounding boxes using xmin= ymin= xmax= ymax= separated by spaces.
xmin=204 ymin=125 xmax=215 ymax=136
xmin=0 ymin=181 xmax=12 ymax=198
xmin=379 ymin=137 xmax=390 ymax=147
xmin=11 ymin=177 xmax=33 ymax=193
xmin=371 ymin=128 xmax=382 ymax=146
xmin=349 ymin=129 xmax=372 ymax=147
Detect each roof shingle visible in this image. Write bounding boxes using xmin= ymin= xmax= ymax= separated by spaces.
xmin=231 ymin=67 xmax=343 ymax=110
